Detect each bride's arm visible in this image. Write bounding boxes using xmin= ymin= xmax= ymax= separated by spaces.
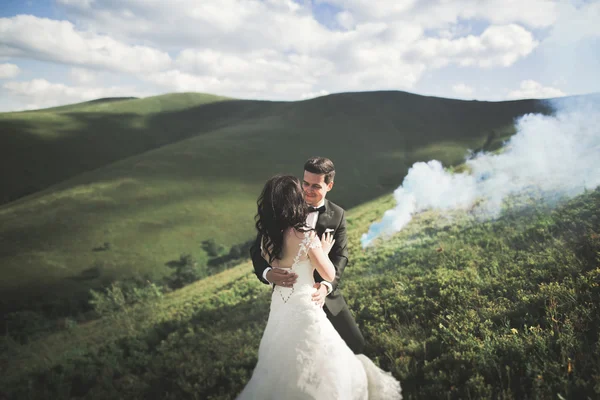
xmin=307 ymin=234 xmax=335 ymax=282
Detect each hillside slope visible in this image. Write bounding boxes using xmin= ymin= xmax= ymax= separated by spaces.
xmin=0 ymin=91 xmax=551 ymax=316
xmin=2 ymin=187 xmax=598 ymax=399
xmin=0 ymin=92 xmax=231 ymax=204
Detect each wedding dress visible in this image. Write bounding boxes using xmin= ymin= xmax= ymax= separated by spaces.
xmin=238 ymin=231 xmax=402 ymax=399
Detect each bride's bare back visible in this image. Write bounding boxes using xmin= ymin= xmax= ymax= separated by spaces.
xmin=265 ymin=228 xmax=310 ymax=269
xmin=262 ymin=228 xmax=335 ymax=282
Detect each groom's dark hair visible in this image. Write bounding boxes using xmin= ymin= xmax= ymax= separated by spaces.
xmin=304 ymin=157 xmax=335 ymax=184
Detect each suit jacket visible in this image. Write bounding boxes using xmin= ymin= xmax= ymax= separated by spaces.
xmin=250 ymin=198 xmax=349 ymax=315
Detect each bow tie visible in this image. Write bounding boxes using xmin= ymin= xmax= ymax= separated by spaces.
xmin=308 ymin=205 xmax=326 ymax=214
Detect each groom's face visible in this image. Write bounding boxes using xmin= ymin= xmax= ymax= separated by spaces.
xmin=302 ymin=170 xmax=333 ymax=206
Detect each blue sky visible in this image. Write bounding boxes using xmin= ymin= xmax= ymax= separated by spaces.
xmin=0 ymin=0 xmax=598 ymax=111
xmin=0 ymin=0 xmax=65 ymax=19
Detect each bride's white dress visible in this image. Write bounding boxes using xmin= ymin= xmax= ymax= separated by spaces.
xmin=238 ymin=232 xmax=402 ymax=399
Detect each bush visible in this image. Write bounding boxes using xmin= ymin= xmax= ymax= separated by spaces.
xmin=4 ymin=311 xmax=53 ymax=343
xmin=89 ymin=283 xmax=127 ymax=316
xmin=165 ymin=253 xmax=203 ymax=289
xmin=207 ymin=239 xmax=254 ymax=268
xmin=228 ymin=240 xmax=253 ymax=259
xmin=202 ymin=239 xmax=225 ymax=257
xmin=89 ymin=279 xmax=163 ymax=317
xmin=3 ymin=188 xmax=600 ymax=400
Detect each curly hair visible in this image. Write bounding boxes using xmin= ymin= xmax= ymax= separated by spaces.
xmin=254 ymin=174 xmax=310 ymax=264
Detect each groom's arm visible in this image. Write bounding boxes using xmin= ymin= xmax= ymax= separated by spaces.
xmin=250 ymin=234 xmax=271 ymax=285
xmin=315 ymin=211 xmax=349 ymax=294
xmin=328 ymin=211 xmax=349 ymax=293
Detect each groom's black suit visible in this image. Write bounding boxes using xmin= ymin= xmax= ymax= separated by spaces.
xmin=251 ymin=198 xmax=365 ymax=354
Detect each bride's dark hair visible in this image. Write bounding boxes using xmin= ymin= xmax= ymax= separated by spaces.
xmin=254 ymin=174 xmax=310 ymax=264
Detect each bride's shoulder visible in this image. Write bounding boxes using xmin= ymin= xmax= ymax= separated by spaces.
xmin=292 ymin=229 xmax=320 ymax=248
xmin=288 ymin=228 xmax=316 ymax=243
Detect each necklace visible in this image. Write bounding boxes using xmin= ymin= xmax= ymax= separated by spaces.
xmin=275 ymin=231 xmax=311 ymax=304
xmin=277 ymin=285 xmax=294 ymax=303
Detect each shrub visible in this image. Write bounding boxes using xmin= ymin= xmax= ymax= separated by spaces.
xmin=4 ymin=311 xmax=53 ymax=343
xmin=165 ymin=253 xmax=203 ymax=289
xmin=202 ymin=239 xmax=225 ymax=257
xmin=89 ymin=279 xmax=163 ymax=317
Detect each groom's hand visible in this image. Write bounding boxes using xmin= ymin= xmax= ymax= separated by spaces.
xmin=311 ymin=283 xmax=327 ymax=308
xmin=266 ymin=268 xmax=297 ymax=287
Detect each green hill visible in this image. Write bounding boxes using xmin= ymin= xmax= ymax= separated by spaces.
xmin=0 ymin=92 xmax=231 ymax=204
xmin=2 ymin=187 xmax=598 ymax=399
xmin=1 ymin=90 xmax=599 ymax=399
xmin=0 ymin=91 xmax=551 ymax=318
xmin=35 ymin=93 xmax=230 ymax=114
xmin=29 ymin=97 xmax=139 ymax=112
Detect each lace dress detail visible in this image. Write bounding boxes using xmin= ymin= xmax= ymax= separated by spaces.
xmin=274 ymin=232 xmax=319 ymax=304
xmin=237 ymin=230 xmax=402 ymax=399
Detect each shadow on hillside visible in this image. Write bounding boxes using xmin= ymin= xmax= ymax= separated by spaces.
xmin=111 ymin=288 xmax=272 ymax=396
xmin=0 ymin=99 xmax=274 ymax=206
xmin=1 ymin=284 xmax=271 ymax=398
xmin=0 ymin=277 xmax=97 ymax=322
xmin=0 ymin=177 xmax=249 ymax=258
xmin=0 ymin=93 xmax=557 ymax=322
xmin=0 ymin=93 xmax=554 ymax=207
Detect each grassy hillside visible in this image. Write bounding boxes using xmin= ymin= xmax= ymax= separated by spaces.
xmin=31 ymin=97 xmax=139 ymax=112
xmin=1 ymin=187 xmax=598 ymax=399
xmin=0 ymin=92 xmax=546 ymax=313
xmin=0 ymin=91 xmax=547 ymax=206
xmin=0 ymin=91 xmax=552 ymax=318
xmin=0 ymin=92 xmax=231 ymax=204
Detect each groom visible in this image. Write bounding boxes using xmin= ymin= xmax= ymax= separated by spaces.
xmin=251 ymin=156 xmax=365 ymax=354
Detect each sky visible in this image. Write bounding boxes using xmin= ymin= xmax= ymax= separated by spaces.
xmin=0 ymin=0 xmax=598 ymax=111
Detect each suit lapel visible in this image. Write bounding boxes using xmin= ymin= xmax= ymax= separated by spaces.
xmin=315 ymin=199 xmax=334 ymax=237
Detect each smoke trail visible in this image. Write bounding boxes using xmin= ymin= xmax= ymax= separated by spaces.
xmin=361 ymin=95 xmax=600 ymax=248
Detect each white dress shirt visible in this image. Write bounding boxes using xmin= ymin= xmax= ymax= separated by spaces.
xmin=263 ymin=199 xmax=333 ymax=294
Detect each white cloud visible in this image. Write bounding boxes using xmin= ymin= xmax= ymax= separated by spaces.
xmin=2 ymin=79 xmax=150 ymax=110
xmin=59 ymin=0 xmax=331 ymax=53
xmin=0 ymin=15 xmax=172 ymax=74
xmin=146 ymin=68 xmax=316 ymax=100
xmin=145 ymin=70 xmax=263 ymax=98
xmin=0 ymin=0 xmax=596 ymax=110
xmin=154 ymin=22 xmax=427 ymax=98
xmin=540 ymin=1 xmax=600 ymax=45
xmin=507 ymin=80 xmax=566 ymax=100
xmin=438 ymin=24 xmax=473 ymax=40
xmin=452 ymin=83 xmax=474 ymax=97
xmin=454 ymin=0 xmax=557 ymax=28
xmin=321 ymin=0 xmax=417 ymax=20
xmin=336 ymin=11 xmax=355 ymax=30
xmin=407 ymin=24 xmax=538 ymax=68
xmin=321 ymin=0 xmax=558 ymax=29
xmin=0 ymin=63 xmax=20 ymax=79
xmin=56 ymin=0 xmax=94 ymax=9
xmin=300 ymin=90 xmax=329 ymax=100
xmin=174 ymin=49 xmax=333 ymax=82
xmin=69 ymin=67 xmax=97 ymax=84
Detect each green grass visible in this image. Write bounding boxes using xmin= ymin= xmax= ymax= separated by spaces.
xmin=0 ymin=92 xmax=231 ymax=204
xmin=33 ymin=93 xmax=231 ymax=114
xmin=1 ymin=187 xmax=598 ymax=399
xmin=0 ymin=91 xmax=554 ymax=317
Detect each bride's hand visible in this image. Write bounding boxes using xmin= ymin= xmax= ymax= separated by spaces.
xmin=320 ymin=232 xmax=335 ymax=254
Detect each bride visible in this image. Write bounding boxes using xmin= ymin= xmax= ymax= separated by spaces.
xmin=237 ymin=174 xmax=402 ymax=399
